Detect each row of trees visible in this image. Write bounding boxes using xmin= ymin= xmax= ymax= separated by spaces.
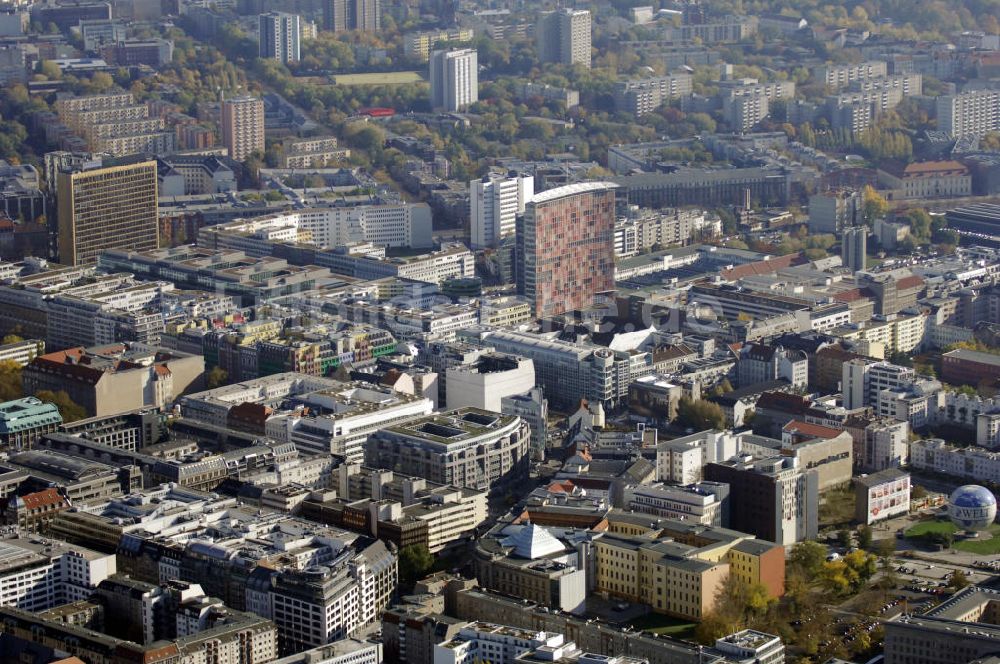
xmin=795 ymin=125 xmax=913 ymax=163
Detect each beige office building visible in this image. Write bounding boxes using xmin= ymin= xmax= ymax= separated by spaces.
xmin=56 ymin=160 xmax=158 ymax=266
xmin=221 ymin=96 xmax=265 ymax=162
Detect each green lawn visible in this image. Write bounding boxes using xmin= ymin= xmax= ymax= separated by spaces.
xmin=905 ymin=520 xmax=957 ymax=537
xmin=627 ymin=613 xmax=697 ymax=638
xmin=905 ymin=520 xmax=1000 ymax=554
xmin=331 ymin=71 xmax=424 ymax=85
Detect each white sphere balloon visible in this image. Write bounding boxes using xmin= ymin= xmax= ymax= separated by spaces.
xmin=948 ymin=485 xmax=998 ymax=531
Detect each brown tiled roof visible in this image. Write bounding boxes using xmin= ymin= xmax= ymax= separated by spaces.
xmin=896 ymin=275 xmax=924 ymax=291
xmin=782 ymin=419 xmax=844 ymax=440
xmin=901 ymin=160 xmax=968 ymax=177
xmin=721 ymin=252 xmax=806 ymax=280
xmin=817 ymin=345 xmax=864 ymax=361
xmin=380 ymin=368 xmax=403 ymax=387
xmin=756 ymin=391 xmax=811 ymax=414
xmin=833 ymin=288 xmax=867 ymax=302
xmin=16 ymin=488 xmax=67 ymax=511
xmin=652 ymin=344 xmax=696 ymax=362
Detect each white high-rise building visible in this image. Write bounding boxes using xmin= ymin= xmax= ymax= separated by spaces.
xmin=429 ymin=48 xmax=478 ymax=112
xmin=469 ymin=173 xmax=534 ymax=248
xmin=842 ymin=359 xmax=917 ymax=411
xmin=259 ymin=12 xmax=301 ymax=64
xmin=937 ymin=89 xmax=1000 ymax=137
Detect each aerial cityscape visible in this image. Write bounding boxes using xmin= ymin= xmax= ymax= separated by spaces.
xmin=0 ymin=0 xmax=999 ymax=663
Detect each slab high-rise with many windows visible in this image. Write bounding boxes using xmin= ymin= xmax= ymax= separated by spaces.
xmin=259 ymin=12 xmax=300 ymax=63
xmin=469 ymin=173 xmax=533 ymax=248
xmin=429 ymin=48 xmax=478 ymax=112
xmin=221 ymin=96 xmax=265 ymax=162
xmin=536 ymin=8 xmax=591 ymax=68
xmin=323 ymin=0 xmax=380 ymax=32
xmin=56 ymin=159 xmax=158 ymax=266
xmin=518 ymin=182 xmax=617 ymax=318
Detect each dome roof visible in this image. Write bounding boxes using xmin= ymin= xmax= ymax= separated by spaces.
xmin=501 ymin=523 xmax=566 ymax=559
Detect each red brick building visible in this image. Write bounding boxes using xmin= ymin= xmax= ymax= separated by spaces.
xmin=941 ymin=348 xmax=1000 ymax=388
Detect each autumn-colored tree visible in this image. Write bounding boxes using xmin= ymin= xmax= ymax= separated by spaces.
xmin=861 ymin=185 xmax=889 ymax=224
xmin=35 ymin=390 xmax=87 ymax=423
xmin=695 ymin=575 xmax=777 ymax=645
xmin=819 ymin=550 xmax=878 ymax=597
xmin=0 ymin=360 xmax=23 ymax=401
xmin=206 ymin=366 xmax=228 ymax=389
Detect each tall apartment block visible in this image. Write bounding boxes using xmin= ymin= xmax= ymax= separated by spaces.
xmin=404 ymin=28 xmax=474 ymax=62
xmin=812 ymin=61 xmax=888 ymax=88
xmin=808 ymin=189 xmax=860 ymax=233
xmin=615 ymin=74 xmax=694 ymax=116
xmin=323 ymin=0 xmax=380 ymax=32
xmin=937 ymin=89 xmax=1000 ymax=137
xmin=469 ymin=173 xmax=534 ymax=248
xmin=56 ymin=160 xmax=158 ymax=266
xmin=221 ymin=96 xmax=265 ymax=162
xmin=519 ymin=182 xmax=617 ymax=318
xmin=723 ymin=92 xmax=769 ymax=132
xmin=842 ymin=225 xmax=868 ymax=273
xmin=536 ymin=9 xmax=591 ymax=68
xmin=429 ymin=48 xmax=478 ymax=112
xmin=259 ymin=12 xmax=300 ymax=63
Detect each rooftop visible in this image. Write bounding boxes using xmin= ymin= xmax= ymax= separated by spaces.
xmin=530 ymin=181 xmax=618 ymax=204
xmin=943 ymin=348 xmax=1000 ymax=368
xmin=383 ymin=408 xmax=518 ymax=445
xmin=0 ymin=397 xmax=62 ymax=434
xmin=782 ymin=420 xmax=844 ymax=440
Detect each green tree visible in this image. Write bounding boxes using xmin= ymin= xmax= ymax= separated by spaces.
xmin=947 ymin=570 xmax=971 ymax=590
xmin=982 ymin=132 xmax=1000 ymax=151
xmin=88 ymin=71 xmax=114 ymax=92
xmin=397 ymin=544 xmax=434 ymax=586
xmin=36 ymin=390 xmax=87 ymax=423
xmin=874 ymin=538 xmax=896 ymax=559
xmin=789 ymin=540 xmax=827 ymax=577
xmin=837 ymin=528 xmax=853 ymax=549
xmin=857 ymin=525 xmax=873 ymax=550
xmin=901 ymin=209 xmax=933 ymax=243
xmin=39 ymin=60 xmax=62 ymax=80
xmin=676 ymin=396 xmax=726 ymax=430
xmin=2 ymin=334 xmax=23 ymax=344
xmin=899 ymin=235 xmax=919 ymax=254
